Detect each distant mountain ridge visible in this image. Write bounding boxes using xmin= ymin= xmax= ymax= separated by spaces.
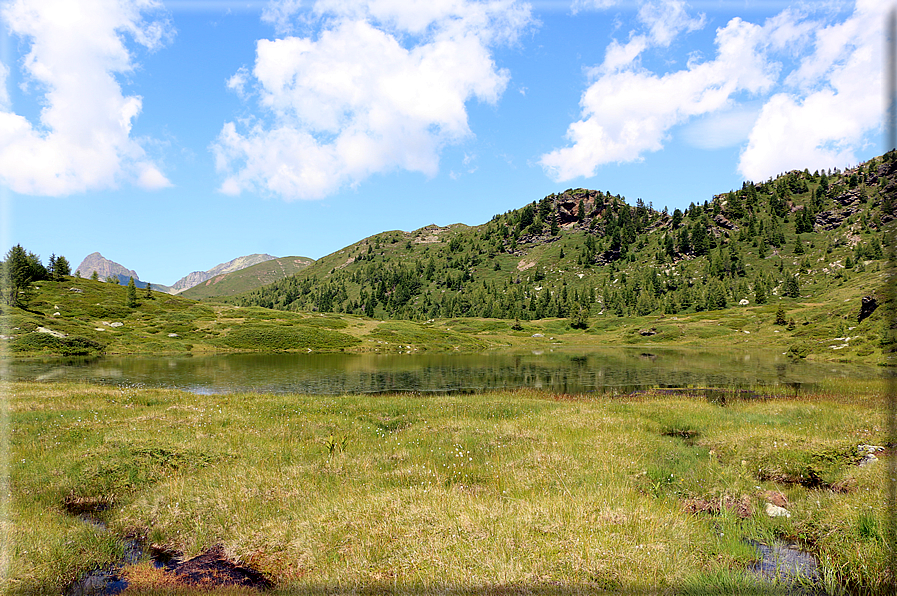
xmin=180 ymin=256 xmax=314 ymax=300
xmin=171 ymin=254 xmax=278 ymax=293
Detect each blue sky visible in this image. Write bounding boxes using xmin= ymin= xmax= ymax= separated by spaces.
xmin=0 ymin=0 xmax=889 ymax=285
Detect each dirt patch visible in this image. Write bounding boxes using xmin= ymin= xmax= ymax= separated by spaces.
xmin=169 ymin=545 xmax=271 ymax=590
xmin=683 ymin=495 xmax=753 ymax=519
xmin=762 ymin=490 xmax=788 ymax=508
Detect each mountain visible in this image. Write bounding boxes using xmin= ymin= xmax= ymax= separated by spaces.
xmin=180 ymin=256 xmax=314 ymax=300
xmin=74 ymin=252 xmax=173 ymax=292
xmin=75 ymin=252 xmax=139 ymax=283
xmin=170 ymin=254 xmax=279 ymax=293
xmin=228 ymin=150 xmax=896 ymax=360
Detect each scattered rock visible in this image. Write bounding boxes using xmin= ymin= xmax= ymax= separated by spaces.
xmin=738 ymin=299 xmax=749 ymax=306
xmin=37 ymin=326 xmax=67 ymax=338
xmin=531 ymin=333 xmax=544 ymax=337
xmin=858 ymin=295 xmax=878 ymax=322
xmin=857 ymin=444 xmax=885 ymax=467
xmin=109 ymin=322 xmax=123 ymax=328
xmin=712 ymin=213 xmax=737 ymax=230
xmin=52 ymin=312 xmax=61 ymax=317
xmin=168 ymin=333 xmax=179 ymax=338
xmin=639 ymin=328 xmax=657 ymax=336
xmin=69 ymin=287 xmax=83 ymax=293
xmin=765 ymin=503 xmax=791 ymax=518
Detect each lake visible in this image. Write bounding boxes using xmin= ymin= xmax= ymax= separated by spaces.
xmin=6 ymin=347 xmax=883 ymax=395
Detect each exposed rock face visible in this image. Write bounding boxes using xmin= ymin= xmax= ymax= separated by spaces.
xmin=858 ymin=295 xmax=878 ymax=322
xmin=75 ymin=252 xmax=139 ymax=281
xmin=171 ymin=254 xmax=277 ymax=292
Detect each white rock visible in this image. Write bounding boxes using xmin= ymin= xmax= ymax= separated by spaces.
xmin=52 ymin=312 xmax=60 ymax=317
xmin=766 ymin=503 xmax=791 ymax=518
xmin=532 ymin=333 xmax=544 ymax=337
xmin=36 ymin=327 xmax=66 ymax=338
xmin=109 ymin=322 xmax=123 ymax=328
xmin=859 ymin=454 xmax=879 ymax=467
xmin=168 ymin=333 xmax=179 ymax=338
xmin=739 ymin=299 xmax=749 ymax=306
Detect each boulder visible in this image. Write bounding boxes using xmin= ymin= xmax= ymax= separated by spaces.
xmin=858 ymin=295 xmax=878 ymax=322
xmin=765 ymin=503 xmax=791 ymax=518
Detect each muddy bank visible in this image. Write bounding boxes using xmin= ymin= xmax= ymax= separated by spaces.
xmin=63 ymin=496 xmax=270 ymax=594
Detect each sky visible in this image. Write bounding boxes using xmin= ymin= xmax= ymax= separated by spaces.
xmin=0 ymin=0 xmax=891 ymax=286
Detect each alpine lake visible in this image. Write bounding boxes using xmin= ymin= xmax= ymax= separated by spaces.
xmin=7 ymin=346 xmax=885 ymax=395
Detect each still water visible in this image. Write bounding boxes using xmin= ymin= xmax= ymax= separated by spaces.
xmin=7 ymin=348 xmax=882 ymax=395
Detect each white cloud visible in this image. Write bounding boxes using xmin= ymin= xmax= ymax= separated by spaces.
xmin=543 ymin=0 xmax=885 ymax=183
xmin=214 ymin=0 xmax=531 ymax=199
xmin=0 ymin=61 xmax=9 ymax=109
xmin=738 ymin=0 xmax=884 ymax=180
xmin=637 ymin=0 xmax=704 ymax=47
xmin=541 ymin=16 xmax=775 ymax=181
xmin=0 ymin=0 xmax=173 ymax=196
xmin=226 ymin=65 xmax=250 ymax=97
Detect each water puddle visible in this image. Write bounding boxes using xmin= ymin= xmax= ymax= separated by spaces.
xmin=63 ymin=497 xmax=270 ymax=594
xmin=748 ymin=540 xmax=820 ymax=591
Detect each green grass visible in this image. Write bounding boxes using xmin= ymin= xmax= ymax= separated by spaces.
xmin=2 ymin=272 xmax=892 ymax=364
xmin=5 ymin=381 xmax=889 ymax=594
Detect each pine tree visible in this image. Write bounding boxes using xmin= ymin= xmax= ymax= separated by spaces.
xmin=775 ymin=307 xmax=787 ymax=326
xmin=54 ymin=256 xmax=71 ymax=278
xmin=126 ymin=276 xmax=138 ymax=308
xmin=783 ymin=274 xmax=801 ymax=298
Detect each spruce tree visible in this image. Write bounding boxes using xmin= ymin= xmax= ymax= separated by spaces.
xmin=126 ymin=276 xmax=138 ymax=308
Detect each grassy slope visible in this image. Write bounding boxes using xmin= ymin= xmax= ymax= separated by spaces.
xmin=179 ymin=256 xmax=314 ymax=300
xmin=0 ymin=267 xmax=890 ymax=362
xmin=6 ymin=381 xmax=888 ymax=593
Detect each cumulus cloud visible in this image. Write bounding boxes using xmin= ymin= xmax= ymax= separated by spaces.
xmin=213 ymin=0 xmax=531 ymax=200
xmin=541 ymin=15 xmax=775 ymax=180
xmin=739 ymin=0 xmax=884 ymax=180
xmin=542 ymin=0 xmax=886 ymax=183
xmin=0 ymin=0 xmax=173 ymax=196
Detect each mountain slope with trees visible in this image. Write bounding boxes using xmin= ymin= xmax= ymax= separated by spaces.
xmin=226 ymin=151 xmax=896 ymax=361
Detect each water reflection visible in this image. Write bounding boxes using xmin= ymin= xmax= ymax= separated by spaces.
xmin=7 ymin=348 xmax=882 ymax=395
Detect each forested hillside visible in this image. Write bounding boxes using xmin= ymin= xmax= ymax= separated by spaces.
xmin=231 ymin=152 xmax=895 ymax=326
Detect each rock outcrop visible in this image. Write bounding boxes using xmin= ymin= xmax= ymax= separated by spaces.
xmin=75 ymin=252 xmax=139 ymax=281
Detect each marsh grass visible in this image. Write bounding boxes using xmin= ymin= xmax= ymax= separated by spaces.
xmin=4 ymin=382 xmax=890 ymax=594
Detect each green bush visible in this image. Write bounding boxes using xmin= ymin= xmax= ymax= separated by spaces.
xmin=10 ymin=333 xmax=104 ymax=356
xmin=220 ymin=324 xmax=359 ymax=350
